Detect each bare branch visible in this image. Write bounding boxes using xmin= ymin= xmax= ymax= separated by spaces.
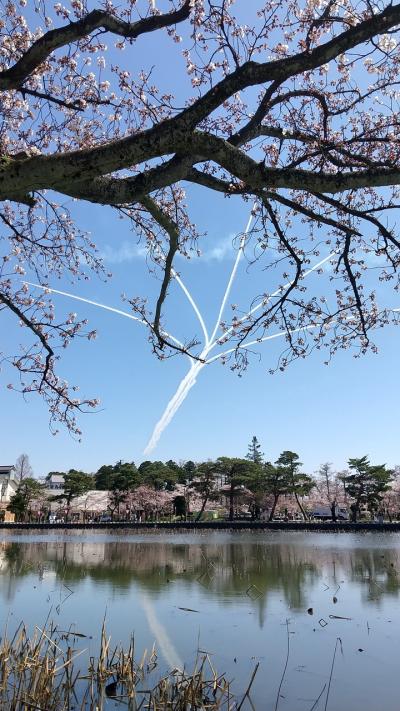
xmin=140 ymin=195 xmax=180 ymax=345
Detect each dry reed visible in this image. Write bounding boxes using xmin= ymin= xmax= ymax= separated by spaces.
xmin=0 ymin=619 xmax=246 ymax=710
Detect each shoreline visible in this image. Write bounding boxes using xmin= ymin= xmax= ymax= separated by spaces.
xmin=0 ymin=520 xmax=399 ymax=532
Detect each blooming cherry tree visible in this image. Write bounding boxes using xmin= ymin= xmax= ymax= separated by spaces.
xmin=1 ymin=0 xmax=400 ymax=433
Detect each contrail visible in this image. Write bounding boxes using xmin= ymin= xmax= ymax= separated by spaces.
xmin=25 ymin=282 xmax=146 ymax=323
xmin=152 ymin=246 xmax=210 ymax=345
xmin=23 ymin=240 xmax=396 ymax=454
xmin=139 ymin=592 xmax=183 ymax=670
xmin=210 ymin=249 xmax=337 ymax=349
xmin=143 ymin=209 xmax=255 ymax=454
xmin=143 ymin=360 xmax=204 ymax=455
xmin=24 ymin=281 xmax=190 ymax=355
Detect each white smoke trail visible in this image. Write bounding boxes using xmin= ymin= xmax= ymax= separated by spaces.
xmin=143 ymin=209 xmax=256 ymax=454
xmin=206 ymin=323 xmax=319 ymax=364
xmin=25 ymin=238 xmax=390 ymax=455
xmin=25 ymin=282 xmax=146 ymax=323
xmin=143 ymin=359 xmax=204 ymax=455
xmin=208 ymin=211 xmax=254 ymax=344
xmin=24 ymin=281 xmax=190 ymax=355
xmin=142 ymin=247 xmax=339 ymax=453
xmin=208 ymin=305 xmax=400 ymax=363
xmin=152 ymin=246 xmax=210 ymax=345
xmin=210 ymin=249 xmax=337 ymax=349
xmin=173 ymin=271 xmax=210 ymax=346
xmin=139 ymin=592 xmax=183 ymax=670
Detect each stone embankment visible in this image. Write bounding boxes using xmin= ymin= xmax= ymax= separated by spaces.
xmin=1 ymin=521 xmax=399 ymax=531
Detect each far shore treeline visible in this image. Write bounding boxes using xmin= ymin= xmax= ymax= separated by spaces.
xmin=6 ymin=438 xmax=400 ymax=524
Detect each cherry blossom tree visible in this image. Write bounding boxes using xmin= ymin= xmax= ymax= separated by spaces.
xmin=126 ymin=484 xmax=174 ymax=519
xmin=2 ymin=0 xmax=400 ymax=434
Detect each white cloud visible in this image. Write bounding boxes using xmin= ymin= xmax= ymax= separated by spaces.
xmin=102 ymin=234 xmax=236 ymax=264
xmin=201 ymin=234 xmax=235 ymax=262
xmin=101 ymin=241 xmax=147 ymax=263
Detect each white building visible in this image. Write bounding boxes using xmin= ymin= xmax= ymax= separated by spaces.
xmin=45 ymin=473 xmax=65 ymax=491
xmin=0 ymin=465 xmax=18 ymax=506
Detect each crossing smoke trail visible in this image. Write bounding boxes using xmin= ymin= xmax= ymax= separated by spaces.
xmin=143 ymin=211 xmax=341 ymax=454
xmin=143 ymin=209 xmax=255 ymax=454
xmin=23 ymin=282 xmax=189 ymax=354
xmin=26 ymin=220 xmax=391 ymax=454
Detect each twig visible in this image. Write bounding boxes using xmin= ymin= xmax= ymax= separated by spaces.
xmin=309 ymin=683 xmax=327 ymax=711
xmin=324 ymin=637 xmax=342 ymax=711
xmin=274 ymin=619 xmax=290 ymax=711
xmin=237 ymin=662 xmax=260 ymax=711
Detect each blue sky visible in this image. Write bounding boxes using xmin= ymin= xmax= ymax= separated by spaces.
xmin=2 ymin=1 xmax=400 ymax=476
xmin=2 ymin=186 xmax=400 ymax=477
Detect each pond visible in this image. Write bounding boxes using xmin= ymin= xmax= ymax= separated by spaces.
xmin=0 ymin=529 xmax=399 ymax=710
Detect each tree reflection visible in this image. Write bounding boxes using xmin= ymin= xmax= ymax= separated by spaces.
xmin=1 ymin=536 xmax=399 ymax=613
xmin=349 ymin=548 xmax=400 ymax=602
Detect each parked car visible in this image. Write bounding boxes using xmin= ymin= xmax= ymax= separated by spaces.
xmin=312 ymin=506 xmax=349 ymax=521
xmin=98 ymin=514 xmax=112 ymax=523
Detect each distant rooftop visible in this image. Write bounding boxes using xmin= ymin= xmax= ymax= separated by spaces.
xmin=47 ymin=474 xmax=65 ymax=483
xmin=0 ymin=465 xmax=16 ymax=481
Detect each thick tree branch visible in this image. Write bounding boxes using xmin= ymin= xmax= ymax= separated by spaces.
xmin=0 ymin=2 xmax=192 ymax=90
xmin=2 ymin=4 xmax=400 ymax=201
xmin=336 ymin=232 xmax=369 ymax=339
xmin=140 ymin=195 xmax=180 ymax=345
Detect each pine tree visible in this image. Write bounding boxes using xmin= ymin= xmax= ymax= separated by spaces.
xmin=275 ymin=451 xmax=315 ymax=520
xmin=340 ymin=457 xmax=393 ymax=521
xmin=246 ymin=436 xmax=264 ymax=464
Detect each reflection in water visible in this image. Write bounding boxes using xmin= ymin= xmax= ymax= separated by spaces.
xmin=1 ymin=532 xmax=400 ymax=711
xmin=349 ymin=549 xmax=400 ymax=601
xmin=0 ymin=539 xmax=319 ymax=616
xmin=1 ymin=535 xmax=399 ymax=609
xmin=139 ymin=592 xmax=183 ymax=670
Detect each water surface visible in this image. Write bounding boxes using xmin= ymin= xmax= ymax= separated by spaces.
xmin=0 ymin=529 xmax=399 ymax=710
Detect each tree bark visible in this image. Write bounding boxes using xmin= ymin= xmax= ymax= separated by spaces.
xmin=269 ymin=495 xmax=280 ymax=522
xmin=294 ymin=493 xmax=308 ymax=520
xmin=196 ymin=493 xmax=209 ymax=523
xmin=229 ymin=485 xmax=235 ymax=522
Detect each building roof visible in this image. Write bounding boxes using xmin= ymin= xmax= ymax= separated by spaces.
xmin=47 ymin=474 xmax=65 ymax=484
xmin=0 ymin=466 xmax=16 ymax=480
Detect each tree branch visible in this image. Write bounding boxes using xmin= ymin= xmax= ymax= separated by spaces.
xmin=0 ymin=2 xmax=192 ymax=90
xmin=0 ymin=290 xmax=54 ymax=387
xmin=140 ymin=195 xmax=180 ymax=346
xmin=2 ymin=4 xmax=400 ymax=201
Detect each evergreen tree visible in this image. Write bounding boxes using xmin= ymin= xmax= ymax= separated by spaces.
xmin=262 ymin=463 xmax=292 ymax=521
xmin=189 ymin=462 xmax=219 ymax=522
xmin=107 ymin=463 xmax=138 ymax=519
xmin=51 ymin=470 xmax=93 ymax=520
xmin=95 ymin=464 xmax=115 ymax=490
xmin=217 ymin=457 xmax=260 ymax=521
xmin=341 ymin=457 xmax=393 ymax=521
xmin=275 ymin=451 xmax=315 ymax=520
xmin=246 ymin=436 xmax=264 ymax=464
xmin=8 ymin=478 xmax=44 ymax=521
xmin=182 ymin=460 xmax=197 ymax=483
xmin=138 ymin=461 xmax=177 ymax=491
xmin=166 ymin=460 xmax=187 ymax=484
